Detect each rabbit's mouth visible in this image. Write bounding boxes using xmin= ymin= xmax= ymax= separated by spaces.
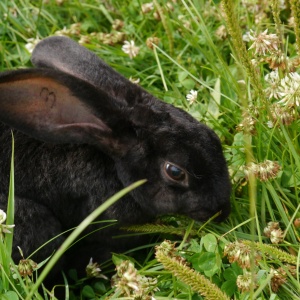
xmin=186 ymin=205 xmax=230 ymax=222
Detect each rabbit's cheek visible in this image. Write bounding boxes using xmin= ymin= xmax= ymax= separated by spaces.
xmin=141 ymin=185 xmax=178 ymax=215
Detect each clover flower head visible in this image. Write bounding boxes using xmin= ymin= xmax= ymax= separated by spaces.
xmin=0 ymin=209 xmax=15 ymax=239
xmin=264 ymin=221 xmax=284 ymax=244
xmin=112 ymin=19 xmax=124 ymax=31
xmin=112 ymin=260 xmax=158 ymax=298
xmin=258 ymin=160 xmax=281 ymax=181
xmin=236 ymin=271 xmax=257 ymax=292
xmin=141 ymin=2 xmax=154 ymax=14
xmin=86 ymin=258 xmax=108 ymax=279
xmin=244 ymin=160 xmax=281 ymax=182
xmin=270 ymin=228 xmax=285 ymax=244
xmin=25 ymin=37 xmax=40 ymax=53
xmin=266 ymin=120 xmax=274 ymax=128
xmin=122 ymin=40 xmax=140 ymax=59
xmin=146 ymin=36 xmax=160 ymax=49
xmin=269 ymin=104 xmax=295 ymax=126
xmin=264 ymin=70 xmax=281 ymax=99
xmin=224 ymin=241 xmax=260 ymax=269
xmin=270 ymin=268 xmax=287 ymax=292
xmin=129 ymin=77 xmax=140 ymax=84
xmin=236 ymin=115 xmax=256 ymax=134
xmin=186 ymin=89 xmax=198 ymax=104
xmin=277 ymin=72 xmax=300 ymax=107
xmin=248 ymin=29 xmax=279 ymax=56
xmin=18 ymin=258 xmax=38 ymax=277
xmin=0 ymin=209 xmax=6 ymax=224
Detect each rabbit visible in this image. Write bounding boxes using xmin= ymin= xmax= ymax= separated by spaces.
xmin=0 ymin=36 xmax=231 ymax=277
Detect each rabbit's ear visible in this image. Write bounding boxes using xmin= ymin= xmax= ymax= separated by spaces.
xmin=31 ymin=36 xmax=123 ymax=89
xmin=31 ymin=36 xmax=140 ymax=104
xmin=0 ymin=68 xmax=131 ymax=155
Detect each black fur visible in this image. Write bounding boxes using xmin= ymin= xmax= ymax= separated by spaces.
xmin=0 ymin=36 xmax=231 ymax=275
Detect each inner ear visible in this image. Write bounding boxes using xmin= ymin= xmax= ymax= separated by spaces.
xmin=0 ymin=69 xmax=112 ymax=145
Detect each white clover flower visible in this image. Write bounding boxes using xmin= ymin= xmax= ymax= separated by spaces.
xmin=279 ymin=0 xmax=286 ymax=9
xmin=0 ymin=209 xmax=15 ymax=238
xmin=264 ymin=70 xmax=281 ymax=100
xmin=215 ymin=25 xmax=227 ymax=40
xmin=141 ymin=2 xmax=154 ymax=14
xmin=112 ymin=260 xmax=158 ymax=298
xmin=0 ymin=209 xmax=6 ymax=224
xmin=236 ymin=271 xmax=256 ymax=292
xmin=270 ymin=228 xmax=284 ymax=244
xmin=269 ymin=103 xmax=295 ymax=126
xmin=122 ymin=40 xmax=140 ymax=59
xmin=248 ymin=29 xmax=279 ymax=56
xmin=266 ymin=120 xmax=274 ymax=128
xmin=54 ymin=26 xmax=70 ymax=36
xmin=25 ymin=37 xmax=40 ymax=53
xmin=277 ymin=72 xmax=300 ymax=107
xmin=86 ymin=258 xmax=108 ymax=279
xmin=186 ymin=89 xmax=198 ymax=104
xmin=244 ymin=160 xmax=281 ymax=182
xmin=129 ymin=77 xmax=140 ymax=84
xmin=242 ymin=31 xmax=251 ymax=42
xmin=265 ymin=70 xmax=279 ymax=82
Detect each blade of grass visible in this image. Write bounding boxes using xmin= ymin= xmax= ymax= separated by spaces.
xmin=5 ymin=132 xmax=15 ymax=258
xmin=0 ymin=133 xmax=15 ymax=290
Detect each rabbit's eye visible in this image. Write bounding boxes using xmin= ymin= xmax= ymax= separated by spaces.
xmin=164 ymin=162 xmax=186 ymax=182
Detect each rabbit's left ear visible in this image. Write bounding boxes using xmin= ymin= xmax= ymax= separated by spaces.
xmin=0 ymin=68 xmax=134 ymax=155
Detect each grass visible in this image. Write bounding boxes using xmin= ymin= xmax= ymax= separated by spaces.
xmin=0 ymin=0 xmax=299 ymax=299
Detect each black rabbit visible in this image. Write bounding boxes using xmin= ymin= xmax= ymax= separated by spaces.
xmin=0 ymin=36 xmax=230 ymax=274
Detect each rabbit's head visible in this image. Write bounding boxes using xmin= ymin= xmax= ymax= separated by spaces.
xmin=0 ymin=36 xmax=231 ymax=222
xmin=112 ymin=100 xmax=231 ymax=222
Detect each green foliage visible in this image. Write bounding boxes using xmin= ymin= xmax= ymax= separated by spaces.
xmin=0 ymin=0 xmax=300 ymax=299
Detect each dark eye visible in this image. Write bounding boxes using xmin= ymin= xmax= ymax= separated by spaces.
xmin=164 ymin=162 xmax=186 ymax=182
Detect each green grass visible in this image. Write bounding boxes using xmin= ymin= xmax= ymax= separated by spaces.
xmin=0 ymin=0 xmax=299 ymax=299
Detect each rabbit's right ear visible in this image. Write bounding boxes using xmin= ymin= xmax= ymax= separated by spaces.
xmin=0 ymin=68 xmax=132 ymax=155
